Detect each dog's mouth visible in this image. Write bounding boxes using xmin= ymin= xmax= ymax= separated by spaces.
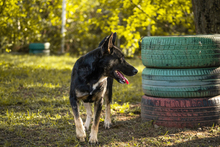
xmin=114 ymin=70 xmax=129 ymax=84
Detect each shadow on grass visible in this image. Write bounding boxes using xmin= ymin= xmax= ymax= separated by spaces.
xmin=97 ymin=116 xmax=220 ymax=146
xmin=0 ymin=115 xmax=163 ymax=146
xmin=169 ymin=136 xmax=220 ymax=147
xmin=0 ymin=111 xmax=220 ymax=146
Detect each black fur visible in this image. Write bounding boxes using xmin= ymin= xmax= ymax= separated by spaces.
xmin=69 ymin=32 xmax=138 ymax=143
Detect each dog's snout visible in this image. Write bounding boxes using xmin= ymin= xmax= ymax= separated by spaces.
xmin=133 ymin=68 xmax=138 ymax=74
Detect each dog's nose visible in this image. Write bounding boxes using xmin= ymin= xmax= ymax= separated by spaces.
xmin=133 ymin=68 xmax=138 ymax=74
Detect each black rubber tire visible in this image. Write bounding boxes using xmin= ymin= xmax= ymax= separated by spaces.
xmin=142 ymin=67 xmax=220 ymax=98
xmin=141 ymin=95 xmax=220 ymax=128
xmin=141 ymin=35 xmax=220 ymax=68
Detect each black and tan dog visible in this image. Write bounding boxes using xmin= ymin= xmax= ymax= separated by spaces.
xmin=69 ymin=32 xmax=138 ymax=143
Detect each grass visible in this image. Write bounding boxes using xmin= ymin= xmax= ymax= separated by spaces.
xmin=0 ymin=54 xmax=220 ymax=147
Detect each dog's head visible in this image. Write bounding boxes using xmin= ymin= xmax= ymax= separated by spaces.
xmin=98 ymin=33 xmax=138 ymax=84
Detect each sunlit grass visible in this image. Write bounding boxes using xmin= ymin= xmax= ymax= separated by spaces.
xmin=0 ymin=54 xmax=144 ymax=106
xmin=0 ymin=54 xmax=145 ymax=146
xmin=0 ymin=54 xmax=219 ymax=147
xmin=0 ymin=54 xmax=144 ymax=121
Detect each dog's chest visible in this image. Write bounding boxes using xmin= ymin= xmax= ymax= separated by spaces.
xmin=92 ymin=77 xmax=107 ymax=90
xmin=75 ymin=77 xmax=107 ymax=102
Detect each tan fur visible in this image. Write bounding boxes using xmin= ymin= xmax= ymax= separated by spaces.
xmin=91 ymin=78 xmax=107 ymax=102
xmin=75 ymin=89 xmax=88 ymax=98
xmin=89 ymin=98 xmax=104 ymax=143
xmin=89 ymin=124 xmax=98 ymax=143
xmin=108 ymin=33 xmax=113 ymax=53
xmin=75 ymin=78 xmax=107 ymax=143
xmin=74 ymin=117 xmax=86 ymax=142
xmin=104 ymin=102 xmax=111 ymax=129
xmin=92 ymin=76 xmax=107 ymax=90
xmin=83 ymin=103 xmax=92 ymax=131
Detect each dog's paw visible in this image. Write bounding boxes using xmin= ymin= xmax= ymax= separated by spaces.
xmin=77 ymin=136 xmax=86 ymax=142
xmin=104 ymin=122 xmax=112 ymax=129
xmin=76 ymin=131 xmax=86 ymax=142
xmin=89 ymin=136 xmax=98 ymax=144
xmin=104 ymin=116 xmax=112 ymax=129
xmin=76 ymin=126 xmax=86 ymax=142
xmin=89 ymin=129 xmax=99 ymax=144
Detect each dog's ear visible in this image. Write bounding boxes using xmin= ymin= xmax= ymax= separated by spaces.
xmin=108 ymin=33 xmax=114 ymax=50
xmin=101 ymin=33 xmax=114 ymax=55
xmin=98 ymin=36 xmax=107 ymax=47
xmin=112 ymin=32 xmax=116 ymax=45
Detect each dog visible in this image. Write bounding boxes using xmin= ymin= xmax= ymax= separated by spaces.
xmin=69 ymin=32 xmax=138 ymax=143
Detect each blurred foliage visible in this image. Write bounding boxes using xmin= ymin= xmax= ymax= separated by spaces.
xmin=0 ymin=0 xmax=62 ymax=53
xmin=0 ymin=0 xmax=195 ymax=56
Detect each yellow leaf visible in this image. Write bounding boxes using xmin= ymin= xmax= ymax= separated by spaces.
xmin=96 ymin=9 xmax=102 ymax=13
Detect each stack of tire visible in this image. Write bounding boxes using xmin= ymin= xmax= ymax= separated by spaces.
xmin=29 ymin=43 xmax=50 ymax=56
xmin=141 ymin=35 xmax=220 ymax=128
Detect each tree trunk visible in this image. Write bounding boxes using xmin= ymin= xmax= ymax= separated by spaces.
xmin=192 ymin=0 xmax=220 ymax=34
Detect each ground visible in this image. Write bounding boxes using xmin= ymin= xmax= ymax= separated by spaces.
xmin=0 ymin=54 xmax=219 ymax=147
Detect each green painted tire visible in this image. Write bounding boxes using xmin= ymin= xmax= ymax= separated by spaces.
xmin=29 ymin=49 xmax=50 ymax=56
xmin=141 ymin=35 xmax=220 ymax=68
xmin=29 ymin=43 xmax=45 ymax=50
xmin=142 ymin=67 xmax=220 ymax=98
xmin=29 ymin=43 xmax=50 ymax=55
xmin=29 ymin=43 xmax=50 ymax=50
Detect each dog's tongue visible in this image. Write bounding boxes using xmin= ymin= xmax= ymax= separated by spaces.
xmin=125 ymin=78 xmax=129 ymax=84
xmin=117 ymin=71 xmax=129 ymax=84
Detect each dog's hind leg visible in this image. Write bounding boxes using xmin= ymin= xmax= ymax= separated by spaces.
xmin=104 ymin=78 xmax=113 ymax=129
xmin=89 ymin=98 xmax=103 ymax=144
xmin=70 ymin=97 xmax=86 ymax=142
xmin=83 ymin=102 xmax=92 ymax=131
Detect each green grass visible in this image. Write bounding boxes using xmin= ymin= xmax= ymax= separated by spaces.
xmin=0 ymin=54 xmax=220 ymax=147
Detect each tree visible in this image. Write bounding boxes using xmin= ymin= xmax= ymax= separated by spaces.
xmin=93 ymin=0 xmax=195 ymax=57
xmin=0 ymin=0 xmax=62 ymax=52
xmin=0 ymin=0 xmax=195 ymax=56
xmin=192 ymin=0 xmax=220 ymax=34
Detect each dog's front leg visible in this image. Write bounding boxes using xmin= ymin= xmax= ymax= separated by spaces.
xmin=83 ymin=102 xmax=92 ymax=131
xmin=70 ymin=97 xmax=86 ymax=142
xmin=104 ymin=78 xmax=113 ymax=129
xmin=104 ymin=96 xmax=111 ymax=129
xmin=89 ymin=98 xmax=103 ymax=144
